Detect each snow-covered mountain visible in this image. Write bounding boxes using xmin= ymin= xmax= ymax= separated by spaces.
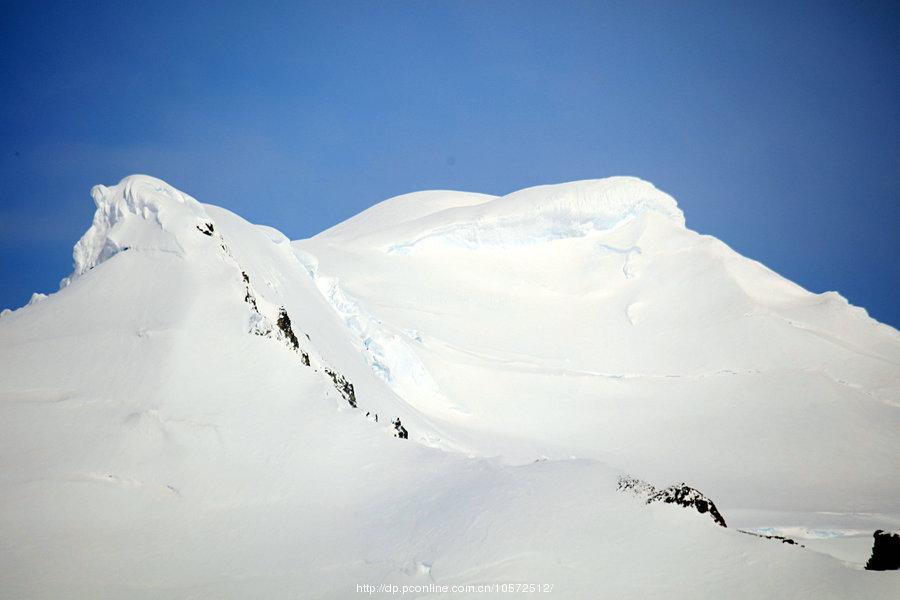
xmin=1 ymin=174 xmax=897 ymax=598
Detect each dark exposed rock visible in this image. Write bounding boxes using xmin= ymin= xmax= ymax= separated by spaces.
xmin=325 ymin=368 xmax=357 ymax=408
xmin=238 ymin=272 xmax=310 ymax=364
xmin=617 ymin=475 xmax=657 ymax=498
xmin=392 ymin=418 xmax=408 ymax=439
xmin=241 ymin=279 xmax=308 ymax=364
xmin=649 ymin=483 xmax=727 ymax=528
xmin=237 ymin=270 xmax=356 ymax=411
xmin=738 ymin=530 xmax=804 ymax=547
xmin=196 ymin=222 xmax=215 ymax=236
xmin=276 ymin=308 xmax=300 ymax=350
xmin=865 ymin=530 xmax=900 ymax=571
xmin=616 ymin=475 xmax=726 ymax=528
xmin=239 ymin=271 xmax=261 ymax=313
xmin=244 ymin=290 xmax=258 ymax=311
xmin=274 ymin=307 xmax=310 ymax=365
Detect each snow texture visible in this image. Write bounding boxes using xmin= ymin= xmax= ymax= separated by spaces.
xmin=1 ymin=174 xmax=898 ymax=599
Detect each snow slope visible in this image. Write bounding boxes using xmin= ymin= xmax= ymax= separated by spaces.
xmin=299 ymin=178 xmax=900 ymax=512
xmin=1 ymin=175 xmax=898 ymax=598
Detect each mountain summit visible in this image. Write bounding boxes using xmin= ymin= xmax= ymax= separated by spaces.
xmin=1 ymin=175 xmax=897 ymax=599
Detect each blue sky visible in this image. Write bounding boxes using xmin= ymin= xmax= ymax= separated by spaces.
xmin=1 ymin=1 xmax=898 ymax=326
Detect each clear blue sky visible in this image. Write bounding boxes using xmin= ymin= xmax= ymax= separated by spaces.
xmin=1 ymin=1 xmax=898 ymax=326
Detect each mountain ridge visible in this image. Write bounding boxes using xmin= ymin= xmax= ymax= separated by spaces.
xmin=0 ymin=174 xmax=897 ymax=598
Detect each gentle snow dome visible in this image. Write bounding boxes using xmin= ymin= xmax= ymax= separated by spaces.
xmin=0 ymin=1 xmax=898 ymax=326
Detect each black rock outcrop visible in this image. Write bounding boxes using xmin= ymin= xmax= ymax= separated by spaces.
xmin=649 ymin=484 xmax=727 ymax=528
xmin=242 ymin=272 xmax=259 ymax=312
xmin=617 ymin=475 xmax=726 ymax=528
xmin=325 ymin=369 xmax=357 ymax=408
xmin=392 ymin=418 xmax=408 ymax=439
xmin=276 ymin=308 xmax=300 ymax=350
xmin=737 ymin=530 xmax=803 ymax=547
xmin=865 ymin=530 xmax=900 ymax=571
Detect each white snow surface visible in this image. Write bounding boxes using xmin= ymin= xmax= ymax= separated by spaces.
xmin=1 ymin=174 xmax=898 ymax=598
xmin=71 ymin=175 xmax=213 ymax=277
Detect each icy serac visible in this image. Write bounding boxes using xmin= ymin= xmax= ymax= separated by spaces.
xmin=0 ymin=174 xmax=898 ymax=599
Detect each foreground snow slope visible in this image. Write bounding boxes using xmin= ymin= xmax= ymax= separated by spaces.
xmin=0 ymin=175 xmax=897 ymax=598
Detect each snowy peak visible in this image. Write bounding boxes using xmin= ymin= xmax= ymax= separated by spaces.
xmin=2 ymin=174 xmax=900 ymax=598
xmin=70 ymin=175 xmax=214 ymax=279
xmin=316 ymin=176 xmax=684 ymax=251
xmin=316 ymin=190 xmax=497 ymax=242
xmin=455 ymin=176 xmax=686 ymax=246
xmin=489 ymin=176 xmax=684 ymax=228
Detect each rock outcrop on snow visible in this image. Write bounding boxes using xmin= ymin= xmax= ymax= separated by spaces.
xmin=618 ymin=475 xmax=727 ymax=528
xmin=325 ymin=368 xmax=358 ymax=408
xmin=865 ymin=530 xmax=900 ymax=571
xmin=391 ymin=418 xmax=408 ymax=439
xmin=650 ymin=483 xmax=728 ymax=528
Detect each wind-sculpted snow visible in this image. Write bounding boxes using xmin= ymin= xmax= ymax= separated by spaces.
xmin=300 ymin=175 xmax=900 ymax=524
xmin=70 ymin=175 xmax=213 ymax=279
xmin=318 ymin=189 xmax=496 ymax=242
xmin=1 ymin=175 xmax=899 ymax=598
xmin=387 ymin=178 xmax=682 ymax=251
xmin=317 ymin=177 xmax=684 ymax=252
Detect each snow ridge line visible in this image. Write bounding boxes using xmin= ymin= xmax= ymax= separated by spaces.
xmin=182 ymin=221 xmax=364 ymax=412
xmin=218 ymin=229 xmax=410 ymax=438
